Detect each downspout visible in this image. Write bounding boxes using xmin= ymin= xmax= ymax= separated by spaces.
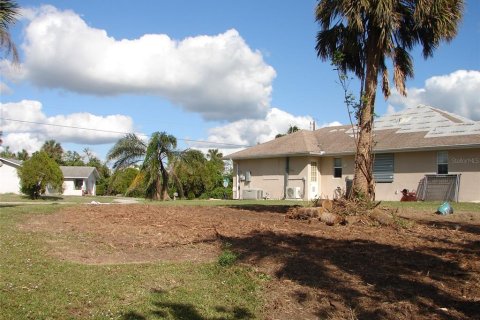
xmin=284 ymin=157 xmax=290 ymax=199
xmin=236 ymin=162 xmax=240 ymax=200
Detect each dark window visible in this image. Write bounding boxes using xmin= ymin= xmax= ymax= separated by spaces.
xmin=74 ymin=179 xmax=83 ymax=190
xmin=437 ymin=151 xmax=448 ymax=174
xmin=333 ymin=158 xmax=342 ymax=178
xmin=373 ymin=153 xmax=394 ymax=183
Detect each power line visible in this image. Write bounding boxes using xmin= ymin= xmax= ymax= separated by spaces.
xmin=0 ymin=118 xmax=251 ymax=148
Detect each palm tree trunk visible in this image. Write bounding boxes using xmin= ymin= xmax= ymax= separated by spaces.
xmin=159 ymin=162 xmax=171 ymax=201
xmin=353 ymin=33 xmax=379 ymax=201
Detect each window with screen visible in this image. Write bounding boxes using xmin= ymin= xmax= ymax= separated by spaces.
xmin=333 ymin=158 xmax=342 ymax=178
xmin=310 ymin=162 xmax=317 ymax=182
xmin=437 ymin=151 xmax=448 ymax=174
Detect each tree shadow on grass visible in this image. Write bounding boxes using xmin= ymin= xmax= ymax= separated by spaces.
xmin=221 ymin=231 xmax=479 ymax=320
xmin=121 ymin=289 xmax=254 ymax=320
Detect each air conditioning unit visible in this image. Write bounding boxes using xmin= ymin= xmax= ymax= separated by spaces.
xmin=286 ymin=186 xmax=302 ymax=199
xmin=242 ymin=189 xmax=263 ymax=200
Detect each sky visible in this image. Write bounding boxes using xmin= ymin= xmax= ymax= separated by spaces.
xmin=1 ymin=0 xmax=479 ymax=161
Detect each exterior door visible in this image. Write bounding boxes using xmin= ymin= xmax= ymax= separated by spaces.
xmin=309 ymin=161 xmax=319 ymax=199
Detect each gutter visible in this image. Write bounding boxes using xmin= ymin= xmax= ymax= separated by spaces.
xmin=226 ymin=143 xmax=480 ymax=160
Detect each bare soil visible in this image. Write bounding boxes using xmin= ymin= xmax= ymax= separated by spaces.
xmin=21 ymin=204 xmax=480 ymax=320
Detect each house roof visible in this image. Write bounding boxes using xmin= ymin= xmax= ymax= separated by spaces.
xmin=0 ymin=157 xmax=100 ymax=179
xmin=226 ymin=105 xmax=480 ymax=160
xmin=60 ymin=166 xmax=100 ymax=179
xmin=0 ymin=157 xmax=23 ymax=167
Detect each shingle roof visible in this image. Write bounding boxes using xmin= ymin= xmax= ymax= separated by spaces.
xmin=0 ymin=157 xmax=23 ymax=166
xmin=60 ymin=166 xmax=99 ymax=179
xmin=226 ymin=105 xmax=480 ymax=160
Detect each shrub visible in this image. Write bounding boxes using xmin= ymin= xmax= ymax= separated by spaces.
xmin=218 ymin=243 xmax=238 ymax=267
xmin=18 ymin=151 xmax=63 ymax=199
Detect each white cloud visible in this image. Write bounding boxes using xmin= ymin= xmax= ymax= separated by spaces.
xmin=0 ymin=100 xmax=135 ymax=153
xmin=202 ymin=108 xmax=341 ymax=153
xmin=12 ymin=5 xmax=276 ymax=121
xmin=0 ymin=82 xmax=12 ymax=95
xmin=388 ymin=70 xmax=480 ymax=120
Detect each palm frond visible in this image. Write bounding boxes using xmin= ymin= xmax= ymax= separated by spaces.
xmin=393 ymin=46 xmax=414 ymax=96
xmin=107 ymin=133 xmax=146 ymax=170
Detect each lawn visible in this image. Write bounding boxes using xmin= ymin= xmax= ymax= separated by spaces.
xmin=1 ymin=200 xmax=479 ymax=319
xmin=0 ymin=204 xmax=264 ymax=320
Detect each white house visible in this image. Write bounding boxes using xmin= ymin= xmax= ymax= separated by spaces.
xmin=0 ymin=157 xmax=99 ymax=196
xmin=60 ymin=166 xmax=99 ymax=196
xmin=0 ymin=158 xmax=23 ymax=194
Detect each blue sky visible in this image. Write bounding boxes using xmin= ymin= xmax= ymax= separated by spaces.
xmin=1 ymin=0 xmax=479 ymax=160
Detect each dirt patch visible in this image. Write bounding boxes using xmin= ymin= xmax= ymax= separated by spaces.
xmin=20 ymin=204 xmax=480 ymax=319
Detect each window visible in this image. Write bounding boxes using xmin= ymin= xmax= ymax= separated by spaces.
xmin=333 ymin=158 xmax=342 ymax=178
xmin=437 ymin=151 xmax=448 ymax=174
xmin=74 ymin=179 xmax=83 ymax=190
xmin=310 ymin=162 xmax=317 ymax=182
xmin=373 ymin=153 xmax=394 ymax=183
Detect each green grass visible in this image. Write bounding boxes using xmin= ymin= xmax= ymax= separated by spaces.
xmin=0 ymin=193 xmax=122 ymax=204
xmin=383 ymin=201 xmax=480 ymax=213
xmin=0 ymin=204 xmax=263 ymax=319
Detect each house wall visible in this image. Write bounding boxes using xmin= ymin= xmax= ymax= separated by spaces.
xmin=234 ymin=157 xmax=310 ymax=200
xmin=0 ymin=162 xmax=21 ymax=194
xmin=449 ymin=149 xmax=480 ymax=202
xmin=63 ymin=179 xmax=83 ymax=196
xmin=319 ymin=155 xmax=355 ymax=199
xmin=373 ymin=149 xmax=480 ymax=202
xmin=233 ymin=148 xmax=480 ymax=202
xmin=62 ymin=174 xmax=97 ymax=196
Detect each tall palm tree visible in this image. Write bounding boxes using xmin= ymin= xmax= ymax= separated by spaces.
xmin=41 ymin=139 xmax=64 ymax=164
xmin=107 ymin=132 xmax=178 ymax=200
xmin=315 ymin=0 xmax=463 ymax=200
xmin=0 ymin=0 xmax=20 ymax=63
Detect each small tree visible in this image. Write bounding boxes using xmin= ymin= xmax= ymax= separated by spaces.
xmin=18 ymin=151 xmax=63 ymax=199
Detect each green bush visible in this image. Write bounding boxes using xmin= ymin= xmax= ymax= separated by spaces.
xmin=208 ymin=186 xmax=232 ymax=199
xmin=18 ymin=151 xmax=63 ymax=199
xmin=218 ymin=243 xmax=238 ymax=267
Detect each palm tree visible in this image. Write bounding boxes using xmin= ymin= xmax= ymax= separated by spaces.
xmin=315 ymin=0 xmax=463 ymax=200
xmin=0 ymin=0 xmax=20 ymax=63
xmin=207 ymin=149 xmax=223 ymax=162
xmin=107 ymin=132 xmax=177 ymax=200
xmin=41 ymin=139 xmax=64 ymax=164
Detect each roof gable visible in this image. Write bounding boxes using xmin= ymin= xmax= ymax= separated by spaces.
xmin=60 ymin=166 xmax=100 ymax=179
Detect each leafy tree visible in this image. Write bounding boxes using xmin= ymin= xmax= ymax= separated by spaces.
xmin=0 ymin=0 xmax=20 ymax=63
xmin=275 ymin=125 xmax=300 ymax=138
xmin=62 ymin=150 xmax=85 ymax=166
xmin=41 ymin=140 xmax=64 ymax=164
xmin=107 ymin=132 xmax=177 ymax=200
xmin=174 ymin=149 xmax=209 ymax=198
xmin=18 ymin=151 xmax=63 ymax=199
xmin=315 ymin=0 xmax=463 ymax=200
xmin=0 ymin=145 xmax=15 ymax=158
xmin=108 ymin=167 xmax=139 ymax=195
xmin=16 ymin=149 xmax=29 ymax=160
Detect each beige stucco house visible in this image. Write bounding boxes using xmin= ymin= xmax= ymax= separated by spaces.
xmin=0 ymin=158 xmax=99 ymax=196
xmin=225 ymin=106 xmax=480 ymax=202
